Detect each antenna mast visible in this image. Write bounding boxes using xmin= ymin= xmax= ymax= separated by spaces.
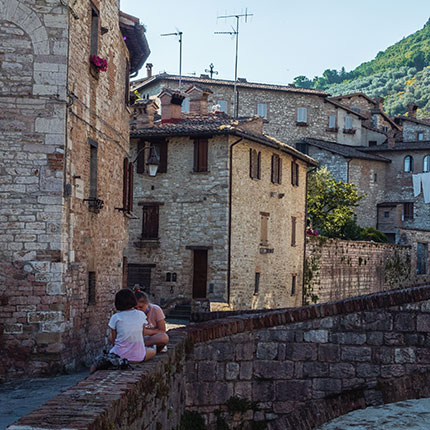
xmin=215 ymin=9 xmax=253 ymax=118
xmin=161 ymin=30 xmax=183 ymax=89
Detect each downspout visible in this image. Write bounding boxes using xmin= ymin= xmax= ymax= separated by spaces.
xmin=227 ymin=137 xmax=243 ymax=305
xmin=346 ymin=158 xmax=352 ymax=183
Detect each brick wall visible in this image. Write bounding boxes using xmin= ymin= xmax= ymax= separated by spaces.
xmin=305 ymin=238 xmax=411 ymax=304
xmin=9 ymin=285 xmax=430 ymax=430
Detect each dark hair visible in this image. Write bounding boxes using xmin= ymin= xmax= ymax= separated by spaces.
xmin=134 ymin=290 xmax=149 ymax=303
xmin=115 ymin=289 xmax=137 ymax=311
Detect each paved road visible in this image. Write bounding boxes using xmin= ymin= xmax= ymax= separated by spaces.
xmin=318 ymin=398 xmax=430 ymax=429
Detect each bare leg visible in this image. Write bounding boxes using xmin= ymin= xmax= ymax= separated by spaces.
xmin=144 ymin=333 xmax=169 ymax=353
xmin=145 ymin=347 xmax=156 ymax=361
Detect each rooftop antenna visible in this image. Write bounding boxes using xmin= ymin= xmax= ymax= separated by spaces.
xmin=160 ymin=29 xmax=183 ymax=89
xmin=205 ymin=63 xmax=219 ymax=79
xmin=215 ymin=8 xmax=253 ymax=118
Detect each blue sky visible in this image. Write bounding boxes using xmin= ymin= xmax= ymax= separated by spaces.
xmin=121 ymin=0 xmax=429 ymax=85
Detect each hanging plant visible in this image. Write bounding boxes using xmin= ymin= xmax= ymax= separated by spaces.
xmin=89 ymin=55 xmax=108 ymax=72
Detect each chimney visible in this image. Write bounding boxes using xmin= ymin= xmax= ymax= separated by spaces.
xmin=130 ymin=99 xmax=159 ymax=129
xmin=387 ymin=129 xmax=396 ymax=148
xmin=146 ymin=63 xmax=153 ymax=78
xmin=158 ymin=88 xmax=185 ymax=123
xmin=407 ymin=102 xmax=418 ymax=119
xmin=185 ymin=85 xmax=213 ymax=115
xmin=374 ymin=96 xmax=385 ymax=112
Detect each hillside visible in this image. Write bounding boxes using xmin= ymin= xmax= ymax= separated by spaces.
xmin=293 ymin=19 xmax=430 ymax=117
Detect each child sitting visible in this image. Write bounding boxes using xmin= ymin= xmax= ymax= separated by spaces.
xmin=135 ymin=290 xmax=169 ymax=353
xmin=91 ymin=289 xmax=156 ymax=372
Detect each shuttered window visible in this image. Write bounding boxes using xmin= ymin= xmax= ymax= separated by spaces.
xmin=249 ymin=149 xmax=261 ymax=180
xmin=328 ymin=114 xmax=336 ymax=128
xmin=291 ymin=161 xmax=299 ymax=186
xmin=297 ymin=107 xmax=307 ymax=123
xmin=142 ymin=205 xmax=159 ymax=239
xmin=291 ymin=216 xmax=297 ymax=246
xmin=345 ymin=116 xmax=352 ymax=130
xmin=90 ymin=3 xmax=99 ymax=56
xmin=271 ymin=154 xmax=282 ymax=184
xmin=123 ymin=158 xmax=134 ymax=213
xmin=194 ymin=138 xmax=208 ymax=172
xmin=257 ymin=103 xmax=268 ymax=119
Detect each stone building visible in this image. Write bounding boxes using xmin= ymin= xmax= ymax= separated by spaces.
xmin=0 ymin=0 xmax=149 ymax=380
xmin=127 ymin=87 xmax=317 ymax=311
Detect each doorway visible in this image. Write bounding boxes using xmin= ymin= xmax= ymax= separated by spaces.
xmin=192 ymin=249 xmax=208 ymax=298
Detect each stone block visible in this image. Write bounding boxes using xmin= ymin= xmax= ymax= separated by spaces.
xmin=366 ymin=332 xmax=383 ymax=346
xmin=302 ymin=362 xmax=329 ymax=378
xmin=252 ymin=380 xmax=275 ymax=402
xmin=394 ymin=313 xmax=416 ymax=332
xmin=381 ymin=365 xmax=405 ymax=378
xmin=254 ymin=360 xmax=294 ymax=380
xmin=235 ymin=342 xmax=255 ymax=360
xmin=226 ymin=362 xmax=240 ymax=380
xmin=274 ymin=380 xmax=311 ymax=401
xmin=394 ymin=347 xmax=415 ymax=364
xmin=303 ymin=329 xmax=328 ymax=343
xmin=341 ymin=346 xmax=371 ymax=362
xmin=256 ymin=342 xmax=278 ymax=360
xmin=329 ymin=363 xmax=355 ymax=378
xmin=384 ymin=332 xmax=404 ymax=346
xmin=4 ymin=323 xmax=23 ymax=334
xmin=330 ymin=332 xmax=366 ymax=345
xmin=239 ymin=361 xmax=253 ymax=380
xmin=417 ymin=314 xmax=430 ymax=332
xmin=356 ymin=363 xmax=380 ymax=378
xmin=285 ymin=343 xmax=317 ymax=361
xmin=318 ymin=344 xmax=340 ymax=362
xmin=312 ymin=378 xmax=341 ymax=393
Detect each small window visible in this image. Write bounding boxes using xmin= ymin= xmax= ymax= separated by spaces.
xmin=217 ymin=100 xmax=228 ymax=113
xmin=257 ymin=103 xmax=268 ymax=119
xmin=90 ymin=3 xmax=99 ymax=56
xmin=418 ymin=132 xmax=424 ymax=141
xmin=291 ymin=216 xmax=296 ymax=246
xmin=249 ymin=149 xmax=261 ymax=180
xmin=291 ymin=161 xmax=299 ymax=186
xmin=382 ymin=126 xmax=388 ymax=133
xmin=122 ymin=158 xmax=134 ymax=213
xmin=417 ymin=243 xmax=428 ymax=275
xmin=182 ymin=97 xmax=190 ymax=113
xmin=260 ymin=212 xmax=269 ymax=246
xmin=345 ymin=116 xmax=352 ymax=130
xmin=271 ymin=154 xmax=282 ymax=184
xmin=328 ymin=114 xmax=336 ymax=129
xmin=291 ymin=274 xmax=296 ymax=296
xmin=369 ymin=141 xmax=377 ymax=147
xmin=297 ymin=107 xmax=307 ymax=124
xmin=254 ymin=272 xmax=260 ymax=295
xmin=193 ymin=138 xmax=208 ymax=172
xmin=296 ymin=142 xmax=308 ymax=155
xmin=88 ymin=271 xmax=96 ymax=305
xmin=371 ymin=114 xmax=378 ymax=128
xmin=384 ymin=211 xmax=389 ymax=218
xmin=404 ymin=202 xmax=414 ymax=220
xmin=142 ymin=204 xmax=159 ymax=239
xmin=424 ymin=155 xmax=430 ymax=172
xmin=404 ymin=155 xmax=414 ymax=173
xmin=374 ymin=173 xmax=377 ymax=182
xmin=89 ymin=139 xmax=98 ymax=199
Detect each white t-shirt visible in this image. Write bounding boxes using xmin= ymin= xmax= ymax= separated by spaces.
xmin=108 ymin=309 xmax=147 ymax=361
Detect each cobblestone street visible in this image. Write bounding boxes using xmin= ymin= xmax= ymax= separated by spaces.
xmin=318 ymin=398 xmax=430 ymax=429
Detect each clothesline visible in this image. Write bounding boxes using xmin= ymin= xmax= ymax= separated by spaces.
xmin=412 ymin=173 xmax=430 ymax=203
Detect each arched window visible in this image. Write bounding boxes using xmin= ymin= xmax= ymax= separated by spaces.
xmin=424 ymin=155 xmax=430 ymax=172
xmin=404 ymin=156 xmax=414 ymax=173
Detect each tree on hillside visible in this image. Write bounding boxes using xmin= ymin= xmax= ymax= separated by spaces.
xmin=307 ymin=168 xmax=362 ymax=238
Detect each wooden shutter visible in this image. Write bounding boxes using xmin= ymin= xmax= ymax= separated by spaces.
xmin=136 ymin=141 xmax=145 ymax=174
xmin=128 ymin=162 xmax=134 ymax=213
xmin=249 ymin=149 xmax=254 ymax=179
xmin=291 ymin=161 xmax=294 ymax=185
xmin=291 ymin=216 xmax=296 ymax=246
xmin=271 ymin=155 xmax=275 ymax=183
xmin=123 ymin=158 xmax=129 ymax=209
xmin=194 ymin=139 xmax=208 ymax=172
xmin=295 ymin=162 xmax=299 ymax=186
xmin=142 ymin=205 xmax=159 ymax=239
xmin=257 ymin=151 xmax=261 ymax=179
xmin=158 ymin=140 xmax=168 ymax=173
xmin=278 ymin=157 xmax=282 ymax=184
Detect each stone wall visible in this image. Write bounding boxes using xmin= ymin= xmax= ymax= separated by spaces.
xmin=305 ymin=238 xmax=411 ymax=304
xmin=402 ymin=120 xmax=430 ymax=142
xmin=9 ymin=285 xmax=430 ymax=430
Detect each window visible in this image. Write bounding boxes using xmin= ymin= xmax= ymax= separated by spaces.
xmin=249 ymin=149 xmax=261 ymax=179
xmin=291 ymin=161 xmax=299 ymax=186
xmin=296 ymin=142 xmax=308 ymax=155
xmin=328 ymin=114 xmax=336 ymax=129
xmin=291 ymin=216 xmax=296 ymax=246
xmin=90 ymin=3 xmax=99 ymax=56
xmin=122 ymin=158 xmax=134 ymax=213
xmin=369 ymin=141 xmax=377 ymax=147
xmin=254 ymin=272 xmax=260 ymax=295
xmin=404 ymin=155 xmax=414 ymax=172
xmin=127 ymin=263 xmax=154 ymax=292
xmin=142 ymin=204 xmax=159 ymax=239
xmin=271 ymin=154 xmax=282 ymax=184
xmin=371 ymin=114 xmax=378 ymax=128
xmin=424 ymin=155 xmax=430 ymax=172
xmin=418 ymin=132 xmax=424 ymax=141
xmin=297 ymin=107 xmax=307 ymax=124
xmin=384 ymin=211 xmax=389 ymax=218
xmin=404 ymin=202 xmax=414 ymax=220
xmin=382 ymin=126 xmax=388 ymax=133
xmin=345 ymin=116 xmax=352 ymax=130
xmin=260 ymin=212 xmax=269 ymax=246
xmin=89 ymin=139 xmax=98 ymax=199
xmin=181 ymin=97 xmax=190 ymax=113
xmin=417 ymin=243 xmax=428 ymax=275
xmin=374 ymin=173 xmax=377 ymax=182
xmin=291 ymin=274 xmax=297 ymax=296
xmin=257 ymin=103 xmax=268 ymax=119
xmin=217 ymin=100 xmax=228 ymax=113
xmin=193 ymin=138 xmax=208 ymax=172
xmin=88 ymin=271 xmax=96 ymax=305
xmin=150 ymin=139 xmax=168 ymax=173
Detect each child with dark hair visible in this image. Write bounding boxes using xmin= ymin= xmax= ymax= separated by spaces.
xmin=90 ymin=289 xmax=155 ymax=373
xmin=134 ymin=290 xmax=169 ymax=353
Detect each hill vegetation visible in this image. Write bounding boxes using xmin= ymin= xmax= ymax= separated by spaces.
xmin=292 ymin=19 xmax=430 ymax=117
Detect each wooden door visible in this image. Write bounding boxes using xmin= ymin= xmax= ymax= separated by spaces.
xmin=192 ymin=250 xmax=207 ymax=298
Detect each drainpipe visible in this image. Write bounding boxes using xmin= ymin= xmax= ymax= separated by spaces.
xmin=346 ymin=158 xmax=351 ymax=183
xmin=227 ymin=137 xmax=243 ymax=305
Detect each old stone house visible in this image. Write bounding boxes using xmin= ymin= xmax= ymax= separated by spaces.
xmin=127 ymin=86 xmax=317 ymax=311
xmin=0 ymin=0 xmax=149 ymax=380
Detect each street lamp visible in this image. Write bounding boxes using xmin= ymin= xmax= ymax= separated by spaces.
xmin=133 ymin=144 xmax=160 ymax=177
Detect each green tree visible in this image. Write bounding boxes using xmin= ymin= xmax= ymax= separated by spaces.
xmin=307 ymin=168 xmax=362 ymax=238
xmin=292 ymin=75 xmax=312 ymax=88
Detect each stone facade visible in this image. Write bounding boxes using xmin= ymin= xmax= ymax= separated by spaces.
xmin=0 ymin=0 xmax=148 ymax=380
xmin=305 ymin=238 xmax=411 ymax=304
xmin=396 ymin=117 xmax=430 ymax=142
xmin=9 ymin=285 xmax=430 ymax=430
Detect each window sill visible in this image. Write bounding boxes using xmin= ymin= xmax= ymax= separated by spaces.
xmin=134 ymin=239 xmax=160 ymax=249
xmin=326 ymin=127 xmax=338 ymax=133
xmin=296 ymin=122 xmax=308 ymax=127
xmin=343 ymin=128 xmax=356 ymax=135
xmin=190 ymin=170 xmax=210 ymax=175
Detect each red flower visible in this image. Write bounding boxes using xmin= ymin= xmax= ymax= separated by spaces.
xmin=90 ymin=55 xmax=108 ymax=72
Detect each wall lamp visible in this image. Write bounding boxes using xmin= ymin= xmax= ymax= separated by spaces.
xmin=132 ymin=145 xmax=160 ymax=177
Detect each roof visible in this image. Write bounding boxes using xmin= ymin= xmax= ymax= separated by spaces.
xmin=301 ymin=138 xmax=391 ymax=162
xmin=328 ymin=92 xmax=377 ymax=106
xmin=394 ymin=115 xmax=430 ymax=127
xmin=325 ymin=99 xmax=367 ymax=120
xmin=131 ymin=73 xmax=328 ymax=96
xmin=361 ymin=141 xmax=430 ymax=152
xmin=130 ymin=113 xmax=318 ymax=166
xmin=119 ymin=12 xmax=150 ymax=75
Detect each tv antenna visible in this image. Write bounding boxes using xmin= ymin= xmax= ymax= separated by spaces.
xmin=205 ymin=63 xmax=219 ymax=79
xmin=161 ymin=29 xmax=183 ymax=89
xmin=215 ymin=9 xmax=253 ymax=118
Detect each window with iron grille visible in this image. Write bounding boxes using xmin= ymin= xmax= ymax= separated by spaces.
xmin=88 ymin=271 xmax=96 ymax=305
